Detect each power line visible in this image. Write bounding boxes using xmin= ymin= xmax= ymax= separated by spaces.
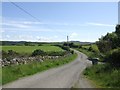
xmin=8 ymin=1 xmax=68 ymax=41
xmin=8 ymin=1 xmax=54 ymax=32
xmin=9 ymin=1 xmax=40 ymax=22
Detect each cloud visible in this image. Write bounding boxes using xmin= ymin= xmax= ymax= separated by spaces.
xmin=36 ymin=36 xmax=57 ymax=42
xmin=70 ymin=32 xmax=78 ymax=38
xmin=3 ymin=35 xmax=36 ymax=42
xmin=2 ymin=18 xmax=85 ymax=27
xmin=18 ymin=21 xmax=46 ymax=25
xmin=2 ymin=18 xmax=71 ymax=33
xmin=86 ymin=22 xmax=115 ymax=27
xmin=2 ymin=27 xmax=69 ymax=33
xmin=53 ymin=35 xmax=58 ymax=38
xmin=36 ymin=35 xmax=59 ymax=42
xmin=37 ymin=35 xmax=65 ymax=42
xmin=2 ymin=27 xmax=52 ymax=32
xmin=0 ymin=28 xmax=4 ymax=33
xmin=2 ymin=18 xmax=115 ymax=28
xmin=38 ymin=37 xmax=52 ymax=41
xmin=2 ymin=17 xmax=116 ymax=42
xmin=3 ymin=34 xmax=60 ymax=42
xmin=2 ymin=20 xmax=70 ymax=26
xmin=2 ymin=22 xmax=30 ymax=28
xmin=6 ymin=35 xmax=10 ymax=38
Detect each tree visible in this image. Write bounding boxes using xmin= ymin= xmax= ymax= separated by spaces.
xmin=115 ymin=24 xmax=120 ymax=36
xmin=96 ymin=24 xmax=120 ymax=53
xmin=105 ymin=48 xmax=120 ymax=67
xmin=96 ymin=40 xmax=111 ymax=53
xmin=24 ymin=42 xmax=29 ymax=46
xmin=115 ymin=24 xmax=120 ymax=47
xmin=63 ymin=42 xmax=68 ymax=46
xmin=69 ymin=42 xmax=74 ymax=48
xmin=32 ymin=49 xmax=46 ymax=56
xmin=103 ymin=33 xmax=118 ymax=49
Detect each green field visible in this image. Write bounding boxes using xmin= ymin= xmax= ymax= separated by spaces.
xmin=82 ymin=44 xmax=99 ymax=53
xmin=1 ymin=45 xmax=64 ymax=54
xmin=75 ymin=44 xmax=100 ymax=59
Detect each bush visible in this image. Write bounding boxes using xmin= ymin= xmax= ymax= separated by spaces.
xmin=8 ymin=50 xmax=17 ymax=55
xmin=105 ymin=48 xmax=120 ymax=67
xmin=48 ymin=51 xmax=66 ymax=56
xmin=61 ymin=46 xmax=70 ymax=51
xmin=63 ymin=42 xmax=68 ymax=46
xmin=78 ymin=45 xmax=82 ymax=48
xmin=2 ymin=50 xmax=7 ymax=59
xmin=38 ymin=44 xmax=42 ymax=46
xmin=71 ymin=50 xmax=74 ymax=54
xmin=32 ymin=49 xmax=46 ymax=56
xmin=32 ymin=49 xmax=68 ymax=56
xmin=54 ymin=44 xmax=70 ymax=51
xmin=88 ymin=47 xmax=92 ymax=51
xmin=2 ymin=50 xmax=20 ymax=60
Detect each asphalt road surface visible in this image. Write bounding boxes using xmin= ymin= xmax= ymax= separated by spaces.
xmin=3 ymin=49 xmax=94 ymax=88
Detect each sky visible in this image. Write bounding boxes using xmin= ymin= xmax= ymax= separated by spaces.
xmin=1 ymin=2 xmax=118 ymax=42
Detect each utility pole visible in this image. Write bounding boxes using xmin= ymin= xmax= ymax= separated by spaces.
xmin=67 ymin=36 xmax=69 ymax=42
xmin=67 ymin=36 xmax=69 ymax=47
xmin=118 ymin=1 xmax=120 ymax=24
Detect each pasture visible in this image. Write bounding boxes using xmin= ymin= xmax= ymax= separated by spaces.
xmin=76 ymin=44 xmax=100 ymax=59
xmin=1 ymin=45 xmax=64 ymax=54
xmin=82 ymin=44 xmax=99 ymax=53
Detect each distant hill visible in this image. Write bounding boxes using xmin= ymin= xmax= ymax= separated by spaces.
xmin=1 ymin=41 xmax=62 ymax=46
xmin=70 ymin=41 xmax=94 ymax=45
xmin=1 ymin=41 xmax=94 ymax=46
xmin=1 ymin=41 xmax=26 ymax=46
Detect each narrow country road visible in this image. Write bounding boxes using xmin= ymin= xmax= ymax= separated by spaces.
xmin=3 ymin=49 xmax=94 ymax=88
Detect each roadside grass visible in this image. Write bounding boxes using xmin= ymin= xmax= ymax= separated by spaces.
xmin=91 ymin=44 xmax=100 ymax=53
xmin=83 ymin=64 xmax=120 ymax=88
xmin=2 ymin=54 xmax=77 ymax=85
xmin=82 ymin=44 xmax=99 ymax=53
xmin=82 ymin=45 xmax=90 ymax=49
xmin=1 ymin=45 xmax=64 ymax=54
xmin=76 ymin=48 xmax=98 ymax=59
xmin=74 ymin=44 xmax=102 ymax=62
xmin=75 ymin=44 xmax=120 ymax=88
xmin=0 ymin=68 xmax=2 ymax=86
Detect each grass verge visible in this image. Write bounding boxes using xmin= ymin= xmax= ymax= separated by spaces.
xmin=0 ymin=68 xmax=2 ymax=86
xmin=83 ymin=64 xmax=120 ymax=88
xmin=2 ymin=54 xmax=77 ymax=85
xmin=75 ymin=46 xmax=120 ymax=88
xmin=76 ymin=48 xmax=98 ymax=59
